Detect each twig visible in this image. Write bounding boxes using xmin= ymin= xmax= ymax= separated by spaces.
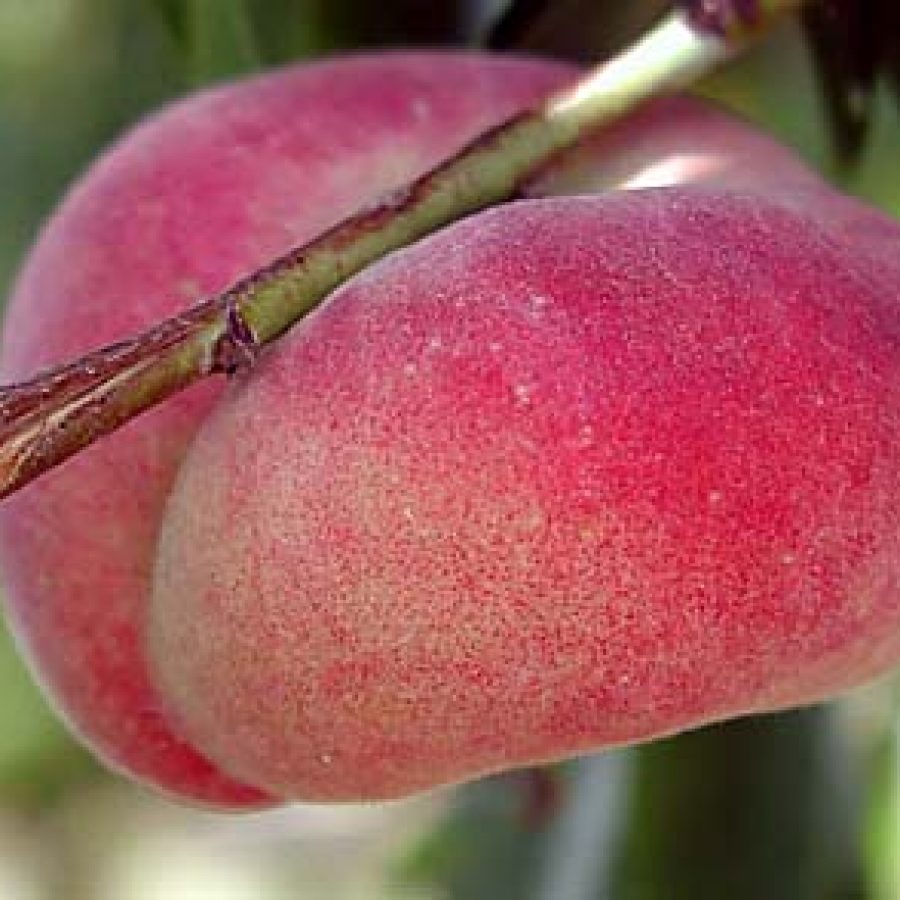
xmin=0 ymin=0 xmax=807 ymax=500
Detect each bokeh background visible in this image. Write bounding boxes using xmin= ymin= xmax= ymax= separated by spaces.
xmin=0 ymin=1 xmax=898 ymax=897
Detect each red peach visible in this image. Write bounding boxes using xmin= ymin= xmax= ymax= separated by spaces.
xmin=147 ymin=107 xmax=900 ymax=797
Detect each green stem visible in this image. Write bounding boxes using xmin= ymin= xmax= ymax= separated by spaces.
xmin=0 ymin=0 xmax=808 ymax=500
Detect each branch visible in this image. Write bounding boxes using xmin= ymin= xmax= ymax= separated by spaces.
xmin=0 ymin=0 xmax=807 ymax=500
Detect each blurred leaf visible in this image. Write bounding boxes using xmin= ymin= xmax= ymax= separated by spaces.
xmin=612 ymin=708 xmax=866 ymax=900
xmin=801 ymin=0 xmax=900 ymax=164
xmin=186 ymin=0 xmax=261 ymax=85
xmin=245 ymin=0 xmax=330 ymax=62
xmin=145 ymin=0 xmax=261 ymax=85
xmin=842 ymin=85 xmax=900 ymax=215
xmin=395 ymin=774 xmax=557 ymax=900
xmin=152 ymin=0 xmax=466 ymax=70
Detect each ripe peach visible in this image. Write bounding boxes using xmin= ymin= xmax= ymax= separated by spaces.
xmin=148 ymin=98 xmax=900 ymax=797
xmin=0 ymin=53 xmax=576 ymax=807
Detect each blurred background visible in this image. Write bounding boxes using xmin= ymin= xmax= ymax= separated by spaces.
xmin=0 ymin=1 xmax=898 ymax=897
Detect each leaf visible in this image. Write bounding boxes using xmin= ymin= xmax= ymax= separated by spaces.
xmin=144 ymin=0 xmax=261 ymax=84
xmin=186 ymin=0 xmax=261 ymax=85
xmin=244 ymin=0 xmax=330 ymax=61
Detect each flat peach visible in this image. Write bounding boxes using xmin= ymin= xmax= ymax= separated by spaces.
xmin=151 ymin=178 xmax=900 ymax=800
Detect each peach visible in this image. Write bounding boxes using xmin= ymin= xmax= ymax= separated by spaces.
xmin=149 ymin=100 xmax=900 ymax=797
xmin=0 ymin=53 xmax=576 ymax=807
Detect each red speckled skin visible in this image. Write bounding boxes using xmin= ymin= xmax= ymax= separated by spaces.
xmin=0 ymin=54 xmax=575 ymax=807
xmin=151 ymin=169 xmax=900 ymax=800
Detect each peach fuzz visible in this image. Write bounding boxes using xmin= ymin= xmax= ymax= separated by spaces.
xmin=149 ymin=124 xmax=900 ymax=795
xmin=0 ymin=53 xmax=577 ymax=807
